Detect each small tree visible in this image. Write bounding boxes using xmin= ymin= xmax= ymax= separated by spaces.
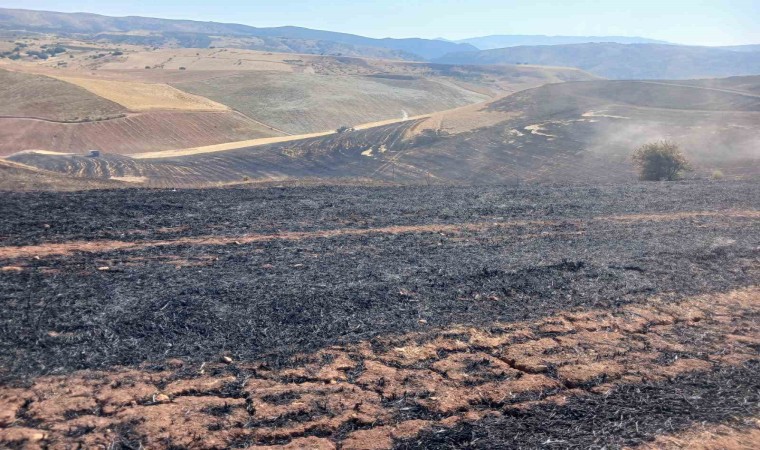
xmin=632 ymin=141 xmax=691 ymax=181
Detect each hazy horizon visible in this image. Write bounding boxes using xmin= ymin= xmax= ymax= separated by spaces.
xmin=1 ymin=0 xmax=758 ymax=47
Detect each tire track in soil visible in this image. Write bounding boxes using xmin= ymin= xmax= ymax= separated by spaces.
xmin=1 ymin=287 xmax=757 ymax=449
xmin=1 ymin=209 xmax=757 ymax=261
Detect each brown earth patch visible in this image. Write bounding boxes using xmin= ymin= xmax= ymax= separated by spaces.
xmin=1 ymin=287 xmax=757 ymax=449
xmin=628 ymin=417 xmax=760 ymax=449
xmin=1 ymin=210 xmax=756 ymax=261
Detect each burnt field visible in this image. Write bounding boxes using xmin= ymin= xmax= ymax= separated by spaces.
xmin=0 ymin=181 xmax=759 ymax=449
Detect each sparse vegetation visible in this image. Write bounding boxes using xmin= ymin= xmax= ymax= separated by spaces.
xmin=632 ymin=141 xmax=692 ymax=181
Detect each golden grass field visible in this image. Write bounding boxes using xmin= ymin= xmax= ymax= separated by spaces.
xmin=50 ymin=76 xmax=230 ymax=112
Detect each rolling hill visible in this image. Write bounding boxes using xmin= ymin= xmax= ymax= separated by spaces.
xmin=0 ymin=7 xmax=476 ymax=60
xmin=0 ymin=68 xmax=125 ymax=121
xmin=10 ymin=76 xmax=759 ymax=187
xmin=0 ymin=50 xmax=595 ymax=156
xmin=457 ymin=35 xmax=670 ymax=50
xmin=435 ymin=43 xmax=760 ymax=80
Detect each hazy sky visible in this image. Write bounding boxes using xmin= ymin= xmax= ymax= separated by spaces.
xmin=3 ymin=0 xmax=759 ymax=46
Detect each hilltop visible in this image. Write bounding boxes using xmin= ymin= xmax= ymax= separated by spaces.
xmin=457 ymin=34 xmax=670 ymax=49
xmin=435 ymin=43 xmax=760 ymax=79
xmin=0 ymin=7 xmax=475 ymax=60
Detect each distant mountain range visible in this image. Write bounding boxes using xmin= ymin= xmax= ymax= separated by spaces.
xmin=435 ymin=43 xmax=760 ymax=80
xmin=0 ymin=8 xmax=476 ymax=60
xmin=719 ymin=44 xmax=760 ymax=53
xmin=1 ymin=7 xmax=758 ymax=79
xmin=457 ymin=35 xmax=670 ymax=49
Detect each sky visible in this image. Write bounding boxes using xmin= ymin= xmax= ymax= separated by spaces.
xmin=2 ymin=0 xmax=759 ymax=46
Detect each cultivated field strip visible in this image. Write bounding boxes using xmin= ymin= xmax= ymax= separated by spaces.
xmin=0 ymin=112 xmax=282 ymax=157
xmin=7 ymin=120 xmax=423 ymax=186
xmin=50 ymin=76 xmax=230 ymax=112
xmin=0 ymin=69 xmax=126 ymax=123
xmin=1 ymin=288 xmax=757 ymax=448
xmin=172 ymin=72 xmax=488 ymax=135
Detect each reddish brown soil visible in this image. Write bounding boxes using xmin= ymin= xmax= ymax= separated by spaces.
xmin=1 ymin=287 xmax=757 ymax=449
xmin=0 ymin=111 xmax=280 ymax=157
xmin=628 ymin=417 xmax=760 ymax=450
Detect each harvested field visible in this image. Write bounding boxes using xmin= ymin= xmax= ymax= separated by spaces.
xmin=173 ymin=72 xmax=489 ymax=134
xmin=51 ymin=76 xmax=230 ymax=112
xmin=0 ymin=69 xmax=126 ymax=122
xmin=0 ymin=111 xmax=282 ymax=157
xmin=0 ymin=182 xmax=758 ymax=448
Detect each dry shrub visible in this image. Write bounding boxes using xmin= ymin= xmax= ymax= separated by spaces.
xmin=632 ymin=141 xmax=692 ymax=181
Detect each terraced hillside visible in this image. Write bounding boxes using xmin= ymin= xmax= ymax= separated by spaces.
xmin=88 ymin=48 xmax=595 ymax=96
xmin=0 ymin=66 xmax=285 ymax=157
xmin=0 ymin=51 xmax=596 ymax=156
xmin=0 ymin=111 xmax=282 ymax=157
xmin=0 ymin=182 xmax=758 ymax=448
xmin=173 ymin=72 xmax=488 ymax=134
xmin=0 ymin=160 xmax=126 ymax=191
xmin=11 ymin=77 xmax=760 ymax=186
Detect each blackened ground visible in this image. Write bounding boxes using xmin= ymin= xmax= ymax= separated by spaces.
xmin=397 ymin=361 xmax=760 ymax=450
xmin=0 ymin=181 xmax=758 ymax=381
xmin=0 ymin=182 xmax=757 ymax=246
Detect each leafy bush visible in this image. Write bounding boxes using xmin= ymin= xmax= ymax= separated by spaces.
xmin=632 ymin=141 xmax=691 ymax=181
xmin=47 ymin=46 xmax=66 ymax=55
